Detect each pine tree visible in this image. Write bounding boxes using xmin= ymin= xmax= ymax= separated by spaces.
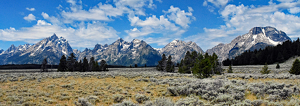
xmin=228 ymin=64 xmax=233 ymax=73
xmin=250 ymin=54 xmax=257 ymax=65
xmin=58 ymin=55 xmax=67 ymax=72
xmin=67 ymin=53 xmax=76 ymax=72
xmin=74 ymin=60 xmax=80 ymax=71
xmin=89 ymin=57 xmax=96 ymax=71
xmin=95 ymin=61 xmax=100 ymax=71
xmin=77 ymin=60 xmax=83 ymax=71
xmin=290 ymin=59 xmax=300 ymax=75
xmin=41 ymin=58 xmax=48 ymax=72
xmin=83 ymin=57 xmax=89 ymax=72
xmin=261 ymin=63 xmax=271 ymax=74
xmin=276 ymin=52 xmax=284 ymax=63
xmin=156 ymin=54 xmax=167 ymax=71
xmin=181 ymin=51 xmax=192 ymax=73
xmin=166 ymin=55 xmax=174 ymax=72
xmin=178 ymin=59 xmax=184 ymax=73
xmin=192 ymin=58 xmax=212 ymax=78
xmin=135 ymin=64 xmax=138 ymax=68
xmin=100 ymin=60 xmax=107 ymax=71
xmin=276 ymin=63 xmax=280 ymax=69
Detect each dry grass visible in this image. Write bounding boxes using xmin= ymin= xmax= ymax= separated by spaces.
xmin=0 ymin=75 xmax=189 ymax=106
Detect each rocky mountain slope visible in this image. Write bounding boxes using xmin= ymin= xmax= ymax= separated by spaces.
xmin=0 ymin=34 xmax=73 ymax=65
xmin=206 ymin=26 xmax=291 ymax=61
xmin=159 ymin=40 xmax=204 ymax=62
xmin=77 ymin=38 xmax=161 ymax=66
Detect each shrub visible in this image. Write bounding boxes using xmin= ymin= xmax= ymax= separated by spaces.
xmin=276 ymin=63 xmax=280 ymax=69
xmin=228 ymin=65 xmax=233 ymax=73
xmin=113 ymin=100 xmax=137 ymax=106
xmin=134 ymin=94 xmax=149 ymax=103
xmin=113 ymin=94 xmax=125 ymax=103
xmin=175 ymin=95 xmax=204 ymax=106
xmin=289 ymin=59 xmax=300 ymax=75
xmin=251 ymin=100 xmax=263 ymax=106
xmin=144 ymin=97 xmax=174 ymax=106
xmin=261 ymin=63 xmax=271 ymax=74
xmin=75 ymin=98 xmax=93 ymax=106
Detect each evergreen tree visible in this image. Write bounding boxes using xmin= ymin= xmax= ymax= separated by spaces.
xmin=228 ymin=64 xmax=233 ymax=73
xmin=156 ymin=54 xmax=167 ymax=71
xmin=276 ymin=63 xmax=280 ymax=69
xmin=83 ymin=57 xmax=89 ymax=72
xmin=289 ymin=59 xmax=300 ymax=75
xmin=58 ymin=55 xmax=67 ymax=72
xmin=74 ymin=60 xmax=80 ymax=71
xmin=250 ymin=54 xmax=257 ymax=65
xmin=276 ymin=52 xmax=284 ymax=62
xmin=261 ymin=63 xmax=271 ymax=74
xmin=192 ymin=58 xmax=212 ymax=78
xmin=144 ymin=64 xmax=146 ymax=67
xmin=67 ymin=53 xmax=76 ymax=72
xmin=135 ymin=64 xmax=138 ymax=68
xmin=166 ymin=55 xmax=174 ymax=72
xmin=95 ymin=61 xmax=100 ymax=71
xmin=89 ymin=57 xmax=96 ymax=71
xmin=41 ymin=58 xmax=48 ymax=72
xmin=100 ymin=60 xmax=107 ymax=71
xmin=178 ymin=59 xmax=184 ymax=73
xmin=180 ymin=51 xmax=192 ymax=73
xmin=77 ymin=60 xmax=83 ymax=71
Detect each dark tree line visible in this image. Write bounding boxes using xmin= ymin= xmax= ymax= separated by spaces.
xmin=156 ymin=54 xmax=175 ymax=72
xmin=178 ymin=51 xmax=222 ymax=78
xmin=58 ymin=53 xmax=108 ymax=72
xmin=223 ymin=38 xmax=300 ymax=66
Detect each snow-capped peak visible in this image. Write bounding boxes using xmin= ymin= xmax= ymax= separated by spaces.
xmin=206 ymin=26 xmax=291 ymax=61
xmin=132 ymin=39 xmax=141 ymax=43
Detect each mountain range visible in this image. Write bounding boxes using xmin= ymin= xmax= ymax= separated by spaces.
xmin=0 ymin=34 xmax=203 ymax=66
xmin=0 ymin=26 xmax=291 ymax=65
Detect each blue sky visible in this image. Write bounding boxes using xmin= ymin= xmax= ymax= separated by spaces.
xmin=1 ymin=0 xmax=300 ymax=51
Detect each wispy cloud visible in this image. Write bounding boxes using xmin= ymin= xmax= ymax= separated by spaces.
xmin=26 ymin=7 xmax=35 ymax=11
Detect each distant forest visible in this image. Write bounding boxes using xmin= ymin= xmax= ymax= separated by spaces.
xmin=223 ymin=38 xmax=300 ymax=66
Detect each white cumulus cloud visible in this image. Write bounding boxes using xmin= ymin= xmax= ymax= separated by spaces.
xmin=289 ymin=7 xmax=300 ymax=14
xmin=23 ymin=14 xmax=36 ymax=22
xmin=164 ymin=6 xmax=195 ymax=28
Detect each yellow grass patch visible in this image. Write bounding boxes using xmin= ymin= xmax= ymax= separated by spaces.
xmin=0 ymin=75 xmax=190 ymax=106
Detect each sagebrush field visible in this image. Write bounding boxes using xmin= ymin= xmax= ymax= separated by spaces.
xmin=1 ymin=67 xmax=300 ymax=106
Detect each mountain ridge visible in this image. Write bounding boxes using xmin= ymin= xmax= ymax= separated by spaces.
xmin=206 ymin=26 xmax=291 ymax=61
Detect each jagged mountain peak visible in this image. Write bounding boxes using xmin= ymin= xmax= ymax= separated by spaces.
xmin=9 ymin=44 xmax=16 ymax=48
xmin=49 ymin=33 xmax=59 ymax=40
xmin=114 ymin=38 xmax=124 ymax=43
xmin=206 ymin=26 xmax=291 ymax=61
xmin=161 ymin=40 xmax=204 ymax=62
xmin=132 ymin=39 xmax=141 ymax=43
xmin=170 ymin=39 xmax=183 ymax=43
xmin=83 ymin=48 xmax=91 ymax=52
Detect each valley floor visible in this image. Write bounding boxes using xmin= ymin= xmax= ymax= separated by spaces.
xmin=0 ymin=67 xmax=300 ymax=106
